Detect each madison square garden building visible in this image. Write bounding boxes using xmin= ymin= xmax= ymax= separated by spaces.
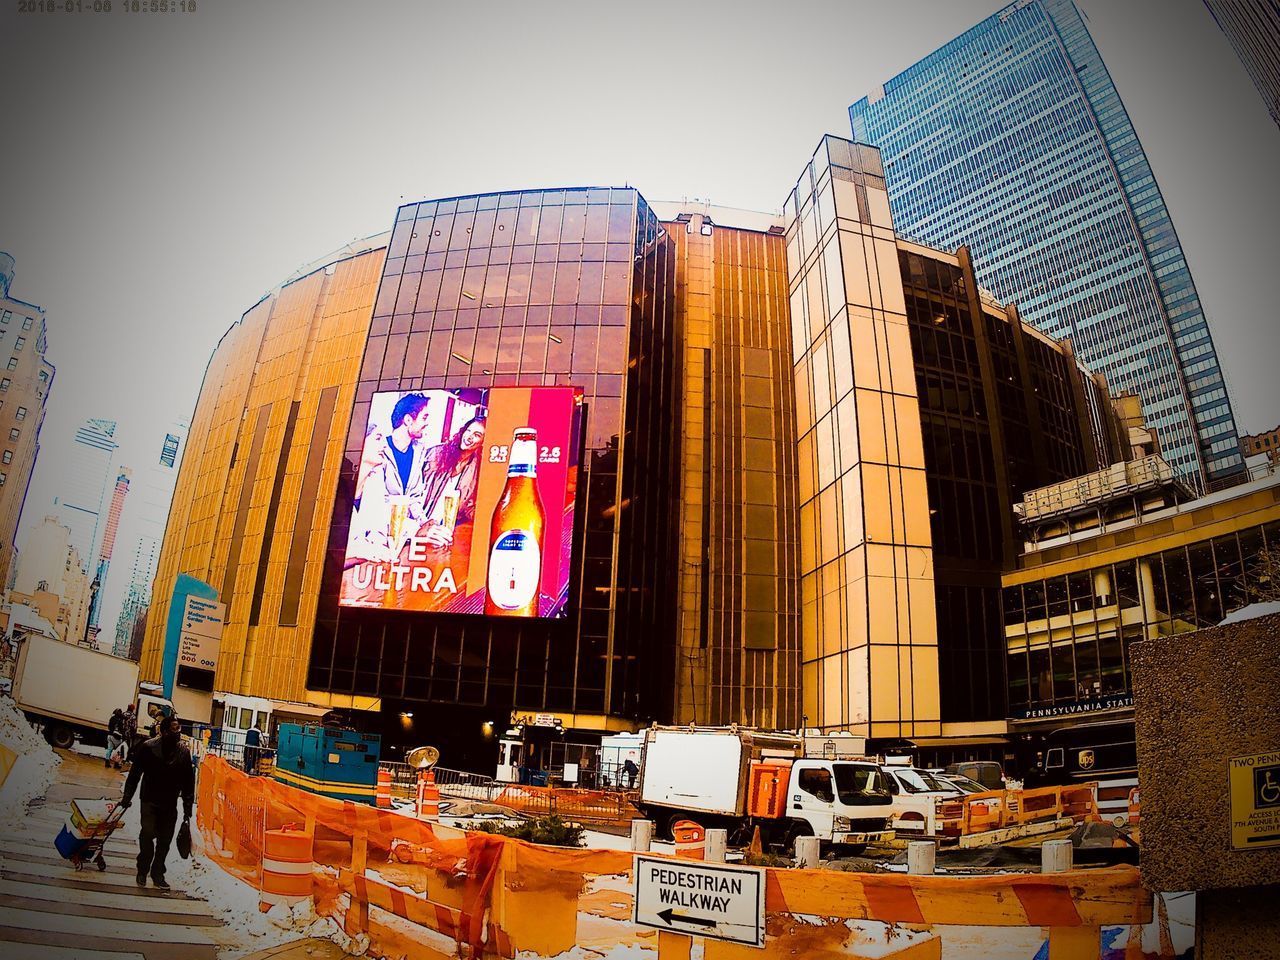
xmin=142 ymin=139 xmax=1213 ymax=770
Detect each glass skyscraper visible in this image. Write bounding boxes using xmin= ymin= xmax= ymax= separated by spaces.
xmin=1204 ymin=0 xmax=1280 ymax=130
xmin=850 ymin=0 xmax=1244 ymax=490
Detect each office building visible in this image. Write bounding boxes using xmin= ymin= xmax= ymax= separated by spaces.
xmin=12 ymin=515 xmax=93 ymax=644
xmin=53 ymin=418 xmax=119 ymax=573
xmin=1241 ymin=423 xmax=1280 ymax=465
xmin=144 ymin=158 xmax=1167 ymax=770
xmin=1204 ymin=0 xmax=1280 ymax=128
xmin=850 ymin=0 xmax=1245 ymax=490
xmin=784 ymin=135 xmax=1136 ymax=749
xmin=0 ymin=253 xmax=56 ymax=592
xmin=1003 ymin=458 xmax=1280 ymax=737
xmin=86 ymin=467 xmax=130 ymax=646
xmin=111 ymin=421 xmax=188 ymax=657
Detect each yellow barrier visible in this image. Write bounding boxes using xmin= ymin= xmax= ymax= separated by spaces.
xmin=938 ymin=783 xmax=1099 ymax=838
xmin=196 ymin=756 xmax=1153 ymax=960
xmin=0 ymin=742 xmax=17 ymax=794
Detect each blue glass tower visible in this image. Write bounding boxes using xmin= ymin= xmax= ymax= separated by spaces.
xmin=850 ymin=0 xmax=1244 ymax=489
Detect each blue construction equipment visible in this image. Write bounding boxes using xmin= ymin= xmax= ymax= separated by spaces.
xmin=271 ymin=722 xmax=381 ymax=804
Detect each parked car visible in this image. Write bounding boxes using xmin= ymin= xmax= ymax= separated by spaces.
xmin=934 ymin=772 xmax=989 ymax=794
xmin=878 ymin=765 xmax=963 ymax=835
xmin=944 ymin=761 xmax=1006 ymax=791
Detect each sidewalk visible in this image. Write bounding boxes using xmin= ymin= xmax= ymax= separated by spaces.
xmin=0 ymin=747 xmax=354 ymax=960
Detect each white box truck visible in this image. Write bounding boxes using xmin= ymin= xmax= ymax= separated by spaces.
xmin=636 ymin=725 xmax=895 ymax=855
xmin=11 ymin=633 xmax=169 ymax=750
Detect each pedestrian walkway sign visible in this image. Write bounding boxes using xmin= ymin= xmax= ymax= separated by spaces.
xmin=632 ymin=855 xmax=764 ymax=947
xmin=1229 ymin=750 xmax=1280 ymax=850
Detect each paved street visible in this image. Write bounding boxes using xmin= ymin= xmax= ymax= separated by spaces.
xmin=0 ymin=748 xmax=340 ymax=960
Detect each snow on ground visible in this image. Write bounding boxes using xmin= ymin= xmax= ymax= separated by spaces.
xmin=0 ymin=694 xmax=61 ymax=830
xmin=582 ymin=827 xmax=674 ymax=855
xmin=174 ymin=811 xmax=350 ymax=957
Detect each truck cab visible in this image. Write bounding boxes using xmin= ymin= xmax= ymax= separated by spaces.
xmin=787 ymin=759 xmax=893 ymax=851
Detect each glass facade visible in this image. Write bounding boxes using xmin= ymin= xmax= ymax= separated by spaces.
xmin=785 ymin=136 xmax=941 ymax=739
xmin=307 ymin=188 xmax=681 ymax=730
xmin=1204 ymin=0 xmax=1280 ymax=130
xmin=140 ymin=241 xmax=387 ymax=701
xmin=850 ymin=0 xmax=1245 ymax=489
xmin=665 ymin=210 xmax=801 ymax=730
xmin=1003 ymin=479 xmax=1280 ymax=718
xmin=900 ymin=241 xmax=1126 ymax=723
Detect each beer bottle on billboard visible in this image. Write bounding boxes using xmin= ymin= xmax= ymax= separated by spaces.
xmin=485 ymin=428 xmax=546 ymax=617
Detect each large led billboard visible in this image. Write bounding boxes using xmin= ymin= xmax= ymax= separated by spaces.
xmin=341 ymin=386 xmax=584 ymax=618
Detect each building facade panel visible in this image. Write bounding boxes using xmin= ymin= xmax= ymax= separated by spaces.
xmin=786 ymin=136 xmax=941 ymax=739
xmin=898 ymin=238 xmax=1129 ymax=726
xmin=141 ymin=243 xmax=387 ymax=702
xmin=0 ymin=255 xmax=54 ymax=594
xmin=301 ymin=188 xmax=680 ymax=754
xmin=664 ymin=209 xmax=801 ymax=730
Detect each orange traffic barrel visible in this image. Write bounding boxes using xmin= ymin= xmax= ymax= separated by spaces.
xmin=1127 ymin=787 xmax=1141 ymax=825
xmin=673 ymin=820 xmax=705 ymax=860
xmin=259 ymin=824 xmax=313 ymax=912
xmin=376 ymin=768 xmax=393 ymax=809
xmin=416 ymin=769 xmax=440 ymax=820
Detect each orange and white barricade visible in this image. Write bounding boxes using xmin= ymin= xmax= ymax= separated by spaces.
xmin=672 ymin=820 xmax=705 ymax=860
xmin=259 ymin=824 xmax=313 ymax=912
xmin=376 ymin=768 xmax=393 ymax=809
xmin=416 ymin=769 xmax=440 ymax=820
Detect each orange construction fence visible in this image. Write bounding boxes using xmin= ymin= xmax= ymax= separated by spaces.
xmin=490 ymin=783 xmax=638 ymax=822
xmin=196 ymin=756 xmax=1153 ymax=960
xmin=937 ymin=782 xmax=1101 ymax=838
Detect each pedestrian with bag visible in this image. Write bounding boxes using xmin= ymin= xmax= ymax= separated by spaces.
xmin=119 ymin=714 xmax=194 ymax=889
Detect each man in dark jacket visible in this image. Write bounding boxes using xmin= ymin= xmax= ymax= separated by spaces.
xmin=106 ymin=709 xmax=126 ymax=769
xmin=120 ymin=715 xmax=194 ymax=889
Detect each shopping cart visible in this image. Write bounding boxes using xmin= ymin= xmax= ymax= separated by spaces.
xmin=54 ymin=798 xmax=128 ymax=872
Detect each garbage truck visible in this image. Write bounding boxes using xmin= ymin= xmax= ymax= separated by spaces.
xmin=10 ymin=632 xmax=171 ymax=749
xmin=635 ymin=725 xmax=895 ymax=855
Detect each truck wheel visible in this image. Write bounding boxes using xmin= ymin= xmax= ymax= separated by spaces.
xmin=831 ymin=843 xmax=867 ymax=858
xmin=45 ymin=724 xmax=75 ymax=750
xmin=787 ymin=821 xmax=814 ymax=857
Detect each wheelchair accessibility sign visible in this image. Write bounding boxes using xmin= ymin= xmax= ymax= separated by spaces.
xmin=1229 ymin=750 xmax=1280 ymax=850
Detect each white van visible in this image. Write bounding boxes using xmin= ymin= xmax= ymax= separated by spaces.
xmin=879 ymin=765 xmax=963 ymax=835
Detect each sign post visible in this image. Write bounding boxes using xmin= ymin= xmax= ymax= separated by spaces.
xmin=178 ymin=595 xmax=225 ymax=671
xmin=632 ymin=855 xmax=764 ymax=948
xmin=1229 ymin=750 xmax=1280 ymax=850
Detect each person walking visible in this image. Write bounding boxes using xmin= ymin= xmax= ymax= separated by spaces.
xmin=106 ymin=709 xmax=127 ymax=769
xmin=119 ymin=714 xmax=194 ymax=889
xmin=243 ymin=722 xmax=262 ymax=776
xmin=121 ymin=703 xmax=138 ymax=759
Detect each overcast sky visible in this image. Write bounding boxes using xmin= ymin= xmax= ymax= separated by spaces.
xmin=4 ymin=0 xmax=1279 ymax=632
